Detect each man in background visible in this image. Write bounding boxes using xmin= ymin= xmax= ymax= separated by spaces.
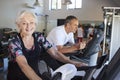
xmin=47 ymin=15 xmax=86 ymax=54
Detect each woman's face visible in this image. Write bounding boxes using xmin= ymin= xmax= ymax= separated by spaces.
xmin=17 ymin=14 xmax=36 ymax=36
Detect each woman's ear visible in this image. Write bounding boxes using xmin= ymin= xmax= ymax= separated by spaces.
xmin=16 ymin=22 xmax=21 ymax=29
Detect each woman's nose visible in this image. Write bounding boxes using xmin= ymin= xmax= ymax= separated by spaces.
xmin=26 ymin=23 xmax=31 ymax=27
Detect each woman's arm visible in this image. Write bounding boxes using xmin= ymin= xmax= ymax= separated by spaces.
xmin=16 ymin=55 xmax=42 ymax=80
xmin=47 ymin=47 xmax=87 ymax=67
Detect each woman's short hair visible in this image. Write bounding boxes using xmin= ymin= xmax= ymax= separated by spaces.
xmin=16 ymin=10 xmax=38 ymax=24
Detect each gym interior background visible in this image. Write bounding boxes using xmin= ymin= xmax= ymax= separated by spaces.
xmin=0 ymin=0 xmax=120 ymax=80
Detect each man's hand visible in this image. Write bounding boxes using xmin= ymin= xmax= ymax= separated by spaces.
xmin=79 ymin=41 xmax=86 ymax=49
xmin=75 ymin=41 xmax=86 ymax=50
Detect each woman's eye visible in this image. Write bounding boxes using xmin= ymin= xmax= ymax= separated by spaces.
xmin=30 ymin=22 xmax=35 ymax=25
xmin=22 ymin=23 xmax=26 ymax=25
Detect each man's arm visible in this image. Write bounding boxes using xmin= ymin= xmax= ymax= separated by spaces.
xmin=16 ymin=55 xmax=42 ymax=80
xmin=57 ymin=42 xmax=86 ymax=54
xmin=57 ymin=45 xmax=78 ymax=53
xmin=47 ymin=47 xmax=87 ymax=67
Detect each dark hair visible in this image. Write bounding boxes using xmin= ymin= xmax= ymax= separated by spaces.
xmin=64 ymin=15 xmax=78 ymax=25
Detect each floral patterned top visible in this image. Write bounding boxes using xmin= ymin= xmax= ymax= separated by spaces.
xmin=8 ymin=32 xmax=52 ymax=61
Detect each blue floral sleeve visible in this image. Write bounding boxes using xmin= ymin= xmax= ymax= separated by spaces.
xmin=35 ymin=32 xmax=52 ymax=50
xmin=8 ymin=36 xmax=23 ymax=59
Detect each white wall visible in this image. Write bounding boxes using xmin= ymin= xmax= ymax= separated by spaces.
xmin=44 ymin=0 xmax=116 ymax=20
xmin=0 ymin=0 xmax=44 ymax=32
xmin=44 ymin=0 xmax=117 ymax=33
xmin=0 ymin=0 xmax=117 ymax=33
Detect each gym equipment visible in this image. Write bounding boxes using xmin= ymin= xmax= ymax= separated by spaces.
xmin=96 ymin=48 xmax=120 ymax=80
xmin=71 ymin=29 xmax=104 ymax=66
xmin=41 ymin=64 xmax=77 ymax=80
xmin=0 ymin=29 xmax=17 ymax=71
xmin=102 ymin=7 xmax=120 ymax=61
xmin=72 ymin=54 xmax=108 ymax=80
xmin=74 ymin=47 xmax=120 ymax=80
xmin=46 ymin=29 xmax=104 ymax=80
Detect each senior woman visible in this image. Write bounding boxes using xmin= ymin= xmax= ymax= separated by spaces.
xmin=7 ymin=10 xmax=87 ymax=80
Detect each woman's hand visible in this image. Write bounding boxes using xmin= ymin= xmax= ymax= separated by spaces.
xmin=71 ymin=61 xmax=88 ymax=67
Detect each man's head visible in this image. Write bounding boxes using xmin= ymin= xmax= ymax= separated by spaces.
xmin=64 ymin=15 xmax=79 ymax=33
xmin=16 ymin=10 xmax=37 ymax=35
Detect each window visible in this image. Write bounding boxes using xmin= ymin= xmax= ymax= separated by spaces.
xmin=49 ymin=0 xmax=62 ymax=10
xmin=67 ymin=0 xmax=82 ymax=9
